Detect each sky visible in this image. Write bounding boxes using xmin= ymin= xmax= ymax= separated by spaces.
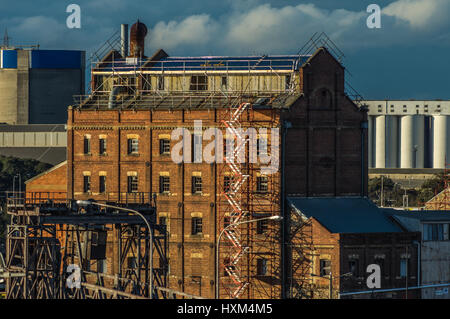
xmin=0 ymin=0 xmax=449 ymax=100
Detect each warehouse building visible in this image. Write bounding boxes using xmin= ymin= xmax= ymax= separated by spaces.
xmin=22 ymin=21 xmax=371 ymax=299
xmin=0 ymin=47 xmax=85 ymax=124
xmin=0 ymin=124 xmax=66 ymax=165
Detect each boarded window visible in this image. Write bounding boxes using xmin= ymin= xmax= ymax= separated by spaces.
xmin=159 ymin=139 xmax=170 ymax=155
xmin=191 ymin=217 xmax=203 ymax=235
xmin=127 ymin=138 xmax=139 ymax=154
xmin=257 ymin=258 xmax=268 ymax=276
xmin=127 ymin=175 xmax=138 ymax=193
xmin=257 ymin=176 xmax=268 ymax=193
xmin=159 ymin=176 xmax=170 ymax=193
xmin=257 ymin=219 xmax=269 ymax=234
xmin=192 ymin=176 xmax=202 ymax=194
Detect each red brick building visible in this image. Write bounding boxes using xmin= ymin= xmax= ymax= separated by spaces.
xmin=288 ymin=197 xmax=420 ymax=299
xmin=25 ymin=21 xmax=372 ymax=299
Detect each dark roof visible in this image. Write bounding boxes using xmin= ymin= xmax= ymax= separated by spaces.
xmin=288 ymin=197 xmax=404 ymax=234
xmin=0 ymin=124 xmax=66 ymax=132
xmin=0 ymin=147 xmax=66 ymax=165
xmin=78 ymin=92 xmax=302 ymax=110
xmin=382 ymin=208 xmax=450 ymax=232
xmin=382 ymin=208 xmax=450 ymax=221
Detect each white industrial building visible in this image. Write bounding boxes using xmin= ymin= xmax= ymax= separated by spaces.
xmin=366 ymin=100 xmax=450 ymax=169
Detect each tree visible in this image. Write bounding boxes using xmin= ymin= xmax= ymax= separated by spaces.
xmin=417 ymin=172 xmax=448 ymax=205
xmin=0 ymin=156 xmax=52 ymax=241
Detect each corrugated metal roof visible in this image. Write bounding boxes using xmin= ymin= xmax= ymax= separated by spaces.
xmin=288 ymin=197 xmax=404 ymax=234
xmin=0 ymin=147 xmax=66 ymax=165
xmin=383 ymin=208 xmax=450 ymax=222
xmin=0 ymin=124 xmax=66 ymax=132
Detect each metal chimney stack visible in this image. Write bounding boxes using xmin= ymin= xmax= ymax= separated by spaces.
xmin=121 ymin=24 xmax=128 ymax=58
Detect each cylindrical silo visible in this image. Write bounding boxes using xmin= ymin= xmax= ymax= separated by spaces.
xmin=414 ymin=115 xmax=425 ymax=168
xmin=400 ymin=115 xmax=414 ymax=168
xmin=386 ymin=116 xmax=398 ymax=168
xmin=368 ymin=115 xmax=374 ymax=168
xmin=375 ymin=115 xmax=386 ymax=168
xmin=433 ymin=115 xmax=448 ymax=168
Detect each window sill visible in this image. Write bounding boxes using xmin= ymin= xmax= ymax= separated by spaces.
xmin=127 ymin=153 xmax=140 ymax=156
xmin=190 ymin=233 xmax=204 ymax=238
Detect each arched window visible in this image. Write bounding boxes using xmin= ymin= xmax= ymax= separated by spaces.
xmin=315 ymin=88 xmax=333 ymax=108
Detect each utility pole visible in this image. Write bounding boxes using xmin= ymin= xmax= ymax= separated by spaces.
xmin=329 ymin=272 xmax=333 ymax=299
xmin=380 ymin=175 xmax=384 ymax=207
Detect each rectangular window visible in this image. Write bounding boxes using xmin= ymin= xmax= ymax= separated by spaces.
xmin=84 ymin=137 xmax=91 ymax=154
xmin=221 ymin=76 xmax=227 ymax=89
xmin=320 ymin=259 xmax=331 ymax=277
xmin=400 ymin=258 xmax=408 ymax=278
xmin=257 ymin=138 xmax=267 ymax=156
xmin=158 ymin=76 xmax=164 ymax=90
xmin=257 ymin=176 xmax=268 ymax=193
xmin=99 ymin=138 xmax=107 ymax=155
xmin=191 ymin=217 xmax=203 ymax=235
xmin=159 ymin=176 xmax=170 ymax=193
xmin=349 ymin=259 xmax=359 ymax=276
xmin=257 ymin=219 xmax=269 ymax=234
xmin=192 ymin=176 xmax=202 ymax=194
xmin=285 ymin=75 xmax=291 ymax=90
xmin=99 ymin=175 xmax=106 ymax=193
xmin=142 ymin=75 xmax=151 ymax=91
xmin=190 ymin=75 xmax=208 ymax=91
xmin=127 ymin=175 xmax=138 ymax=193
xmin=159 ymin=139 xmax=170 ymax=155
xmin=257 ymin=258 xmax=268 ymax=276
xmin=127 ymin=138 xmax=139 ymax=154
xmin=83 ymin=175 xmax=91 ymax=193
xmin=224 ymin=176 xmax=232 ymax=192
xmin=159 ymin=216 xmax=167 ymax=226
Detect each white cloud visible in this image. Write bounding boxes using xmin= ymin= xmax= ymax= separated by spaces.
xmin=149 ymin=14 xmax=218 ymax=51
xmin=383 ymin=0 xmax=450 ymax=29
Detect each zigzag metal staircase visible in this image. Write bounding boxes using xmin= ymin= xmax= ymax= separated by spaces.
xmin=220 ymin=101 xmax=251 ymax=299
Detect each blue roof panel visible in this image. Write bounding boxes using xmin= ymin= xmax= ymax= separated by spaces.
xmin=30 ymin=50 xmax=83 ymax=69
xmin=1 ymin=50 xmax=17 ymax=68
xmin=95 ymin=55 xmax=311 ymax=72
